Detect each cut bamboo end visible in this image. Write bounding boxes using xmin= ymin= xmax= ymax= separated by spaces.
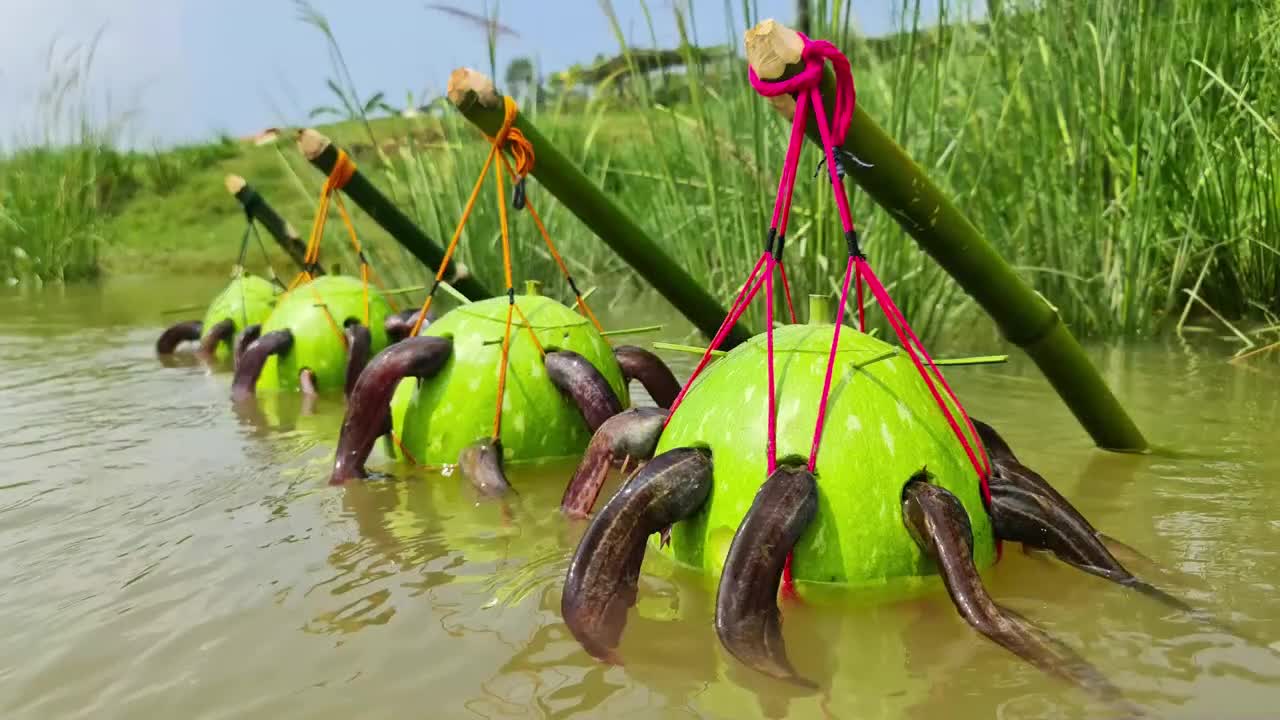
xmin=447 ymin=67 xmax=502 ymax=109
xmin=744 ymin=19 xmax=804 ymax=80
xmin=296 ymin=128 xmax=333 ymax=161
xmin=224 ymin=174 xmax=247 ymax=195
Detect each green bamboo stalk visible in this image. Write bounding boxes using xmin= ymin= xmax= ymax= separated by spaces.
xmin=445 ymin=67 xmax=752 ymax=350
xmin=745 ymin=20 xmax=1147 ymax=451
xmin=225 ymin=174 xmax=311 ymax=271
xmin=296 ymin=129 xmax=492 ymax=301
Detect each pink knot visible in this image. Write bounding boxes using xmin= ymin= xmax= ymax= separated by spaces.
xmin=748 ymin=33 xmax=857 ymax=146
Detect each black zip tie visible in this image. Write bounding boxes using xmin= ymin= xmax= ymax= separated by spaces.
xmin=566 ymin=275 xmax=583 ymax=298
xmin=764 ymin=227 xmax=778 ymax=255
xmin=512 ymin=177 xmax=527 ymax=210
xmin=507 ymin=288 xmax=516 ymax=304
xmin=772 ymin=232 xmax=787 ymax=261
xmin=815 ymin=147 xmax=874 ymax=181
xmin=845 ymin=229 xmax=866 ymax=259
xmin=427 ymin=280 xmax=441 ymax=298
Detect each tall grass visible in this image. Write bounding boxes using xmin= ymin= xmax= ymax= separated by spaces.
xmin=323 ymin=0 xmax=1278 ymax=343
xmin=0 ymin=34 xmax=116 ymax=284
xmin=11 ymin=0 xmax=1271 ymax=342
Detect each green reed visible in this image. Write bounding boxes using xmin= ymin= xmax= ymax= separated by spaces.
xmin=287 ymin=0 xmax=1280 ymax=343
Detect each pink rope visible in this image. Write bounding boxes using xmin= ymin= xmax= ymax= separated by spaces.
xmin=855 ymin=267 xmax=865 ymax=331
xmin=857 ymin=259 xmax=991 ymax=501
xmin=775 ymin=91 xmax=811 ymax=237
xmin=809 ymin=84 xmax=857 ymax=234
xmin=777 ymin=263 xmax=798 ymax=323
xmin=770 ymin=91 xmax=811 ymax=232
xmin=748 ymin=35 xmax=856 ymax=147
xmin=765 ymin=257 xmax=778 ymax=473
xmin=748 ymin=32 xmax=989 ymax=497
xmin=663 ymin=254 xmax=770 ymax=426
xmin=807 ymin=255 xmax=856 ymax=471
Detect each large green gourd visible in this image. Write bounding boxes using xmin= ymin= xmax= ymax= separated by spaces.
xmin=389 ymin=293 xmax=629 ymax=465
xmin=199 ymin=274 xmax=279 ymax=360
xmin=256 ymin=275 xmax=392 ymax=392
xmin=655 ymin=322 xmax=995 ymax=593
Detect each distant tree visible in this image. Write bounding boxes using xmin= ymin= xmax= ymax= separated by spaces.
xmin=504 ymin=56 xmax=536 ymax=102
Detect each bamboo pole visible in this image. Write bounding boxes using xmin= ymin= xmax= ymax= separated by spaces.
xmin=745 ymin=20 xmax=1147 ymax=452
xmin=446 ymin=67 xmax=752 ymax=349
xmin=296 ymin=129 xmax=492 ymax=301
xmin=225 ymin=174 xmax=311 ymax=271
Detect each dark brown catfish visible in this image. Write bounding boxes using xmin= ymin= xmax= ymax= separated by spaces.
xmin=715 ymin=465 xmax=818 ymax=688
xmin=330 ymin=336 xmax=452 ymax=484
xmin=233 ymin=324 xmax=262 ymax=370
xmin=343 ymin=322 xmax=372 ymax=398
xmin=197 ymin=318 xmax=236 ymax=357
xmin=156 ymin=320 xmax=203 ymax=354
xmin=231 ymin=330 xmax=293 ymax=402
xmin=458 ymin=438 xmax=512 ymax=497
xmin=384 ymin=308 xmax=429 ymax=342
xmin=902 ymin=479 xmax=1141 ymax=716
xmin=545 ymin=350 xmax=623 ymax=432
xmin=613 ymin=345 xmax=681 ymax=409
xmin=561 ymin=407 xmax=666 ymax=519
xmin=561 ymin=447 xmax=712 ymax=663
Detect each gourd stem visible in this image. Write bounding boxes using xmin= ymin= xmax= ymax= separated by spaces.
xmin=807 ymin=293 xmax=832 ymax=325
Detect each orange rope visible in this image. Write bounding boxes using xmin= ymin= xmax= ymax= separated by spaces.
xmin=512 ymin=304 xmax=544 ymax=354
xmin=286 ymin=150 xmax=396 ymax=348
xmin=389 ymin=430 xmax=419 ymax=466
xmin=399 ymin=96 xmax=575 ymax=440
xmin=407 ymin=147 xmax=498 ymax=338
xmin=493 ymin=302 xmax=515 ymax=441
xmin=497 ymin=152 xmax=606 ymax=334
xmin=292 ymin=150 xmax=356 ymax=288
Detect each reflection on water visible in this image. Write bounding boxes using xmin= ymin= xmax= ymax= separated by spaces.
xmin=0 ymin=276 xmax=1278 ymax=719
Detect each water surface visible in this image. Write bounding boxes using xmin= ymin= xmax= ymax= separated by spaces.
xmin=2 ymin=276 xmax=1278 ymax=719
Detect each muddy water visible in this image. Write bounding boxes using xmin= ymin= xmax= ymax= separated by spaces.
xmin=1 ymin=275 xmax=1278 ymax=719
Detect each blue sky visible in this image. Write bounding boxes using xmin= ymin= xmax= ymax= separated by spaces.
xmin=0 ymin=1 xmax=945 ymax=148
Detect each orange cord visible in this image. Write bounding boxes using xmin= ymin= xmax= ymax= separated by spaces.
xmin=493 ymin=301 xmax=515 ymax=440
xmin=496 ymin=152 xmax=606 ymax=335
xmin=407 ymin=147 xmax=498 ymax=338
xmin=285 ymin=149 xmax=398 ymax=351
xmin=389 ymin=430 xmax=419 ymax=466
xmin=399 ymin=96 xmax=600 ymax=441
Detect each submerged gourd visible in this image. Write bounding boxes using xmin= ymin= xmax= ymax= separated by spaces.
xmin=256 ymin=275 xmax=392 ymax=392
xmin=199 ymin=274 xmax=279 ymax=360
xmin=389 ymin=292 xmax=630 ymax=465
xmin=655 ymin=322 xmax=995 ymax=592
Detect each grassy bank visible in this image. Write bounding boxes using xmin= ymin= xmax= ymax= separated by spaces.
xmin=3 ymin=0 xmax=1277 ymax=347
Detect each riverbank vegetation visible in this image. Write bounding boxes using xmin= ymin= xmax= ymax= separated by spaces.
xmin=2 ymin=0 xmax=1277 ymax=346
